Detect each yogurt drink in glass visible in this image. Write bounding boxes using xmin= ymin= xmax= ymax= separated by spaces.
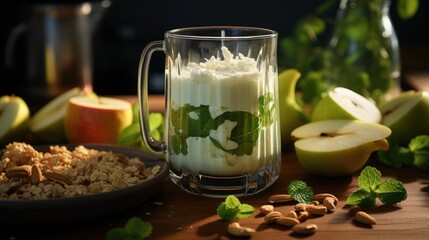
xmin=138 ymin=26 xmax=281 ymax=197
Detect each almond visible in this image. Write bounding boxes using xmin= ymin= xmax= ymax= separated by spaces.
xmin=259 ymin=204 xmax=274 ymax=215
xmin=323 ymin=197 xmax=336 ymax=212
xmin=294 ymin=203 xmax=307 ymax=212
xmin=268 ymin=194 xmax=295 ymax=204
xmin=277 ymin=217 xmax=300 ymax=227
xmin=31 ymin=165 xmax=43 ymax=184
xmin=286 ymin=210 xmax=298 ymax=219
xmin=354 ymin=211 xmax=376 ymax=225
xmin=306 ymin=205 xmax=327 ymax=215
xmin=292 ymin=223 xmax=318 ymax=235
xmin=43 ymin=172 xmax=73 ymax=185
xmin=227 ymin=221 xmax=255 ymax=237
xmin=5 ymin=165 xmax=32 ymax=178
xmin=313 ymin=193 xmax=338 ymax=205
xmin=264 ymin=211 xmax=283 ymax=223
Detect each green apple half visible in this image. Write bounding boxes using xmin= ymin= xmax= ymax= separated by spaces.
xmin=30 ymin=87 xmax=93 ymax=143
xmin=380 ymin=90 xmax=429 ymax=146
xmin=291 ymin=119 xmax=391 ymax=177
xmin=0 ymin=95 xmax=30 ymax=147
xmin=311 ymin=87 xmax=381 ymax=123
xmin=278 ymin=69 xmax=309 ymax=145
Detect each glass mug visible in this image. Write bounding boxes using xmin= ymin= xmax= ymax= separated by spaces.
xmin=138 ymin=26 xmax=281 ymax=197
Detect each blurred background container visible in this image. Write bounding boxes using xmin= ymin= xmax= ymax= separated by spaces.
xmin=1 ymin=0 xmax=428 ymax=100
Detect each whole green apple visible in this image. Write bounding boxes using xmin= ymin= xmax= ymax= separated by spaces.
xmin=0 ymin=95 xmax=30 ymax=147
xmin=278 ymin=69 xmax=309 ymax=146
xmin=311 ymin=87 xmax=381 ymax=123
xmin=291 ymin=119 xmax=391 ymax=177
xmin=380 ymin=90 xmax=429 ymax=146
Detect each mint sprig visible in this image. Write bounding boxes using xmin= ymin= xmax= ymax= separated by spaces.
xmin=287 ymin=180 xmax=313 ymax=204
xmin=346 ymin=166 xmax=407 ymax=208
xmin=378 ymin=135 xmax=429 ymax=170
xmin=107 ymin=217 xmax=152 ymax=240
xmin=217 ymin=195 xmax=255 ymax=220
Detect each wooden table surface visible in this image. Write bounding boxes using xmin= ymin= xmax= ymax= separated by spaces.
xmin=1 ymin=149 xmax=428 ymax=240
xmin=2 ymin=77 xmax=429 ymax=239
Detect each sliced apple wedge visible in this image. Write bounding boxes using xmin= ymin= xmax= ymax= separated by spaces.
xmin=311 ymin=87 xmax=381 ymax=123
xmin=291 ymin=119 xmax=391 ymax=177
xmin=278 ymin=69 xmax=309 ymax=145
xmin=380 ymin=90 xmax=429 ymax=146
xmin=0 ymin=95 xmax=30 ymax=147
xmin=30 ymin=87 xmax=94 ymax=143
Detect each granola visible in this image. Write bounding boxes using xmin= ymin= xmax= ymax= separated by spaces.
xmin=0 ymin=142 xmax=160 ymax=200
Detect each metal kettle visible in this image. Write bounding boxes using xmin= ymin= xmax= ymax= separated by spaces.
xmin=6 ymin=0 xmax=111 ymax=101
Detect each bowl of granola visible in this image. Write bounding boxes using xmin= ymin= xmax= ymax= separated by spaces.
xmin=0 ymin=142 xmax=168 ymax=225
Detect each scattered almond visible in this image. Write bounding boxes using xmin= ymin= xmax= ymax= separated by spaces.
xmin=264 ymin=211 xmax=283 ymax=223
xmin=292 ymin=223 xmax=318 ymax=235
xmin=268 ymin=194 xmax=295 ymax=204
xmin=297 ymin=211 xmax=310 ymax=221
xmin=354 ymin=211 xmax=376 ymax=225
xmin=313 ymin=193 xmax=338 ymax=205
xmin=323 ymin=197 xmax=336 ymax=212
xmin=227 ymin=221 xmax=255 ymax=237
xmin=260 ymin=204 xmax=274 ymax=215
xmin=277 ymin=217 xmax=300 ymax=227
xmin=294 ymin=203 xmax=307 ymax=212
xmin=286 ymin=210 xmax=298 ymax=219
xmin=306 ymin=205 xmax=327 ymax=215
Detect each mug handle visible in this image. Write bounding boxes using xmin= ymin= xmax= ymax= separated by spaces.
xmin=137 ymin=40 xmax=166 ymax=153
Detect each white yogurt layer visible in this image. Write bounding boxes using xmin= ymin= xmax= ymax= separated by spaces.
xmin=168 ymin=46 xmax=280 ymax=176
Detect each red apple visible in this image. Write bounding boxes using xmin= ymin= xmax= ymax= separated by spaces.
xmin=64 ymin=96 xmax=133 ymax=144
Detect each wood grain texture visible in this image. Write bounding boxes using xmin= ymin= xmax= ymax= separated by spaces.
xmin=2 ymin=149 xmax=427 ymax=240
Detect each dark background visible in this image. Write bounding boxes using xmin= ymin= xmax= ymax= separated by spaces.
xmin=1 ymin=0 xmax=428 ymax=99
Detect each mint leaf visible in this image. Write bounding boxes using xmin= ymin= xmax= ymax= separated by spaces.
xmin=225 ymin=195 xmax=241 ymax=208
xmin=125 ymin=217 xmax=152 ymax=239
xmin=216 ymin=202 xmax=239 ymax=220
xmin=287 ymin=180 xmax=313 ymax=204
xmin=409 ymin=135 xmax=429 ymax=150
xmin=170 ymin=94 xmax=274 ymax=156
xmin=414 ymin=152 xmax=429 ymax=170
xmin=375 ymin=179 xmax=407 ymax=205
xmin=346 ymin=166 xmax=407 ymax=208
xmin=107 ymin=217 xmax=152 ymax=240
xmin=358 ymin=166 xmax=382 ymax=191
xmin=236 ymin=204 xmax=256 ymax=219
xmin=217 ymin=195 xmax=255 ymax=220
xmin=346 ymin=189 xmax=371 ymax=205
xmin=377 ymin=145 xmax=413 ymax=168
xmin=217 ymin=195 xmax=241 ymax=220
xmin=378 ymin=135 xmax=429 ymax=170
xmin=409 ymin=135 xmax=429 ymax=170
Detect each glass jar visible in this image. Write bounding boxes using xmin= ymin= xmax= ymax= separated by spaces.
xmin=325 ymin=0 xmax=401 ymax=103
